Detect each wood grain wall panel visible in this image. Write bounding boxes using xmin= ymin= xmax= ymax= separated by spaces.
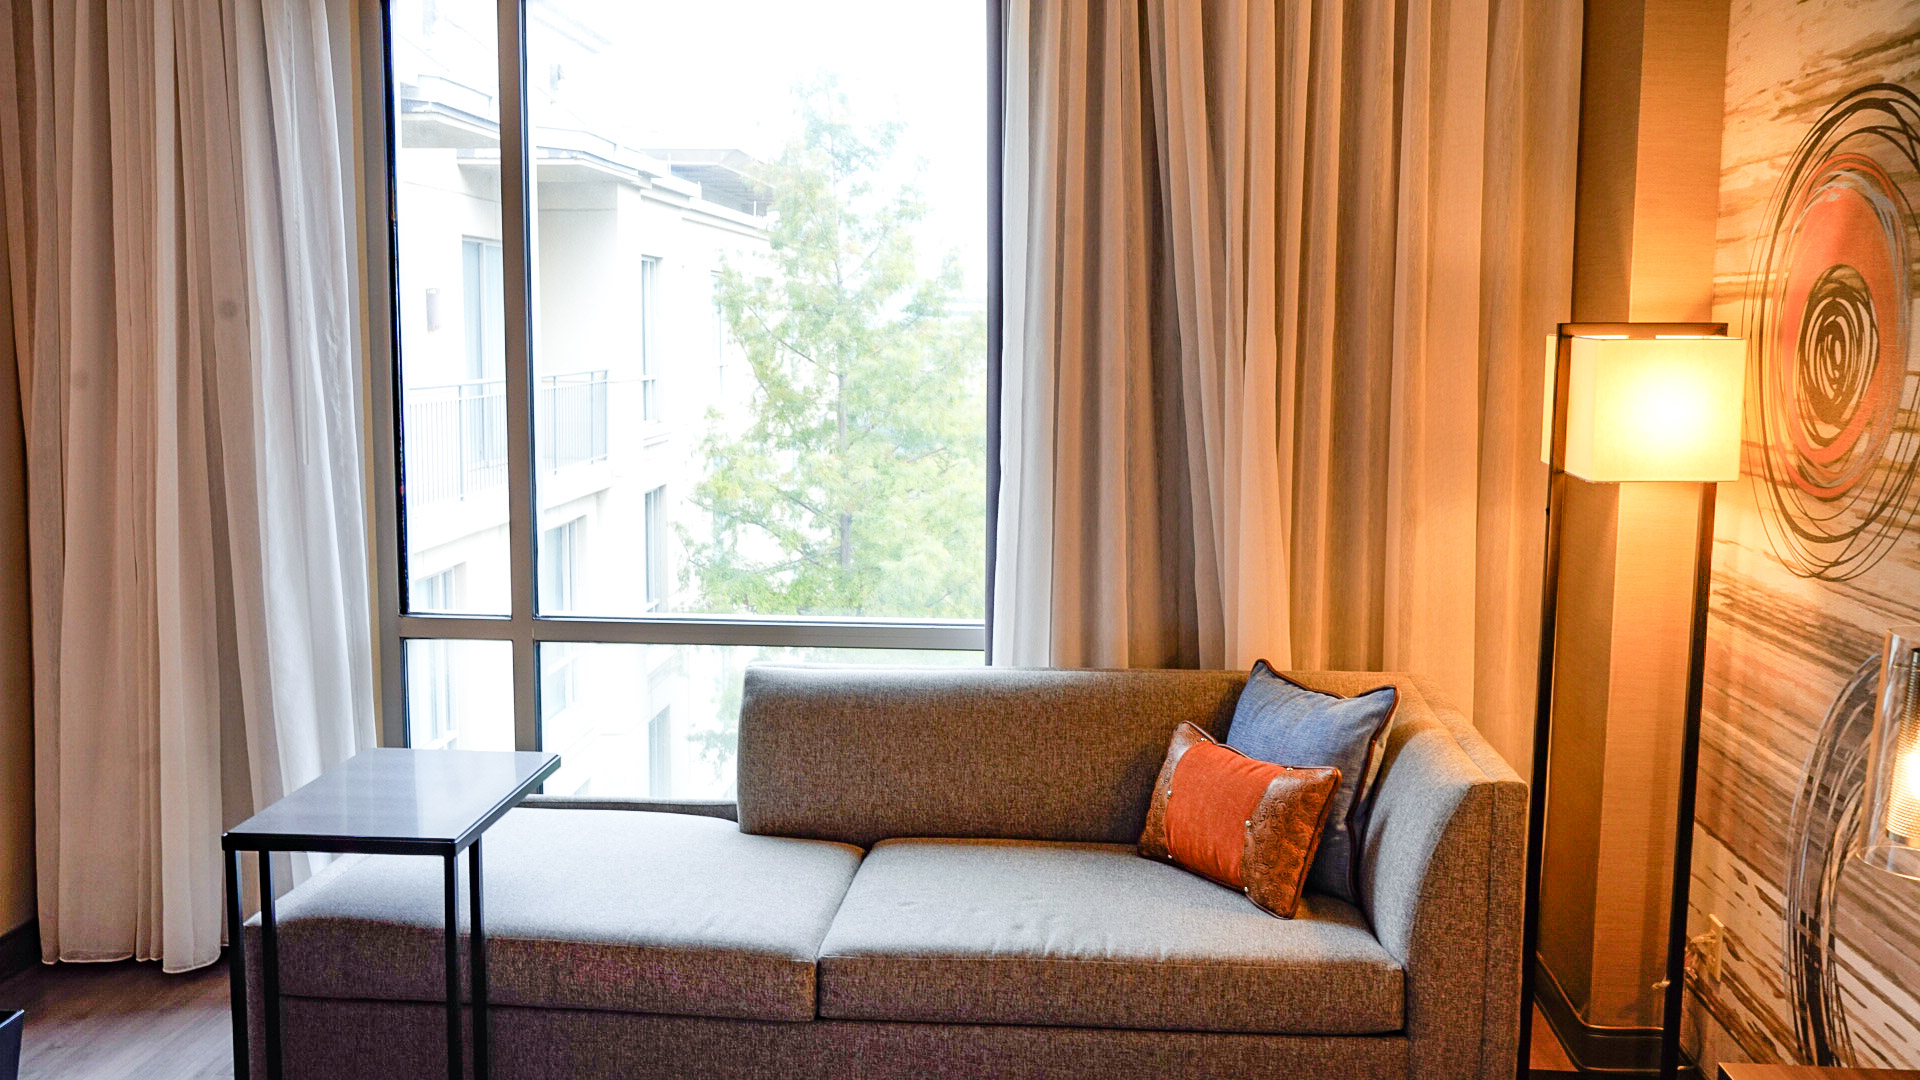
xmin=1694 ymin=4 xmax=1920 ymax=1072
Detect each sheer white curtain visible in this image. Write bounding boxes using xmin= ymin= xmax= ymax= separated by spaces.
xmin=994 ymin=0 xmax=1580 ymax=767
xmin=0 ymin=0 xmax=373 ymax=971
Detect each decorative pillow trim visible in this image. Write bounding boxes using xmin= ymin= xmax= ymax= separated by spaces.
xmin=1139 ymin=721 xmax=1206 ymax=861
xmin=1242 ymin=765 xmax=1344 ymax=918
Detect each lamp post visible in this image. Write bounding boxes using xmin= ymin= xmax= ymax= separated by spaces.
xmin=1521 ymin=323 xmax=1747 ymax=1080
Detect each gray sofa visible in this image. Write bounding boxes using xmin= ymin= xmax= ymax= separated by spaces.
xmin=246 ymin=665 xmax=1526 ymax=1080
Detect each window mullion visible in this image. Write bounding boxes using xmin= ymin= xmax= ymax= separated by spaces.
xmin=394 ymin=614 xmax=985 ymax=653
xmin=496 ymin=0 xmax=539 ymax=753
xmin=362 ymin=0 xmax=405 ymax=748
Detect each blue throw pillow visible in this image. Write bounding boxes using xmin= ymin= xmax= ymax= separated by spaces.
xmin=1224 ymin=661 xmax=1398 ymax=905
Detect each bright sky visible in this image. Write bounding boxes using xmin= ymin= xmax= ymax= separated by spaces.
xmin=536 ymin=0 xmax=989 ymax=301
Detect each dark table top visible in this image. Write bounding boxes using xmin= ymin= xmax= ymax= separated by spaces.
xmin=222 ymin=748 xmax=561 ymax=856
xmin=1720 ymin=1060 xmax=1920 ymax=1068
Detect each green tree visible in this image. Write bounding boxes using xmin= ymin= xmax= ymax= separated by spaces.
xmin=684 ymin=86 xmax=985 ymax=619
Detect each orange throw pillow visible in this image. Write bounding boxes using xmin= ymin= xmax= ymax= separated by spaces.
xmin=1139 ymin=723 xmax=1342 ymax=918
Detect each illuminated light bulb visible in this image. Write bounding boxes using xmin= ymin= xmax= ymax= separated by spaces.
xmin=1888 ymin=668 xmax=1920 ymax=841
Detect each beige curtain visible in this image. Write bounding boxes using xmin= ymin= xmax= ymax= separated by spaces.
xmin=994 ymin=0 xmax=1580 ymax=768
xmin=0 ymin=0 xmax=374 ymax=971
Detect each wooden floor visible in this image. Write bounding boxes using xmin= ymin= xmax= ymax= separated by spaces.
xmin=0 ymin=957 xmax=1577 ymax=1080
xmin=0 ymin=960 xmax=232 ymax=1080
xmin=1531 ymin=1003 xmax=1580 ymax=1073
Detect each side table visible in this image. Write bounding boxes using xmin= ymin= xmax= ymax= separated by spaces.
xmin=223 ymin=748 xmax=560 ymax=1080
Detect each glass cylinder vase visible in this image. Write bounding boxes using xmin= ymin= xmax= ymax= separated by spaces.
xmin=1861 ymin=625 xmax=1920 ymax=880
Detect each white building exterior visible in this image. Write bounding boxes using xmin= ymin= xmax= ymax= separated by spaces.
xmin=390 ymin=0 xmax=765 ymax=798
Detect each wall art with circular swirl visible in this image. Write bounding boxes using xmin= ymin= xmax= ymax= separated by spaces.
xmin=1745 ymin=84 xmax=1920 ymax=582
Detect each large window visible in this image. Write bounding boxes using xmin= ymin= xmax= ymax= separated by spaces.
xmin=378 ymin=0 xmax=995 ymax=798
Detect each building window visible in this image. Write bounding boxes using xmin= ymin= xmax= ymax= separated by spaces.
xmin=411 ymin=565 xmax=457 ymax=615
xmin=380 ymin=0 xmax=996 ymax=799
xmin=405 ymin=642 xmax=457 ymax=748
xmin=462 ymin=237 xmax=505 ymax=381
xmin=644 ymin=487 xmax=666 ymax=610
xmin=710 ymin=269 xmax=726 ymax=398
xmin=540 ymin=643 xmax=578 ymax=729
xmin=639 ymin=256 xmax=660 ymax=423
xmin=407 ymin=570 xmax=458 ymax=746
xmin=648 ymin=705 xmax=672 ymax=797
xmin=538 ymin=516 xmax=584 ymax=731
xmin=540 ymin=518 xmax=580 ymax=614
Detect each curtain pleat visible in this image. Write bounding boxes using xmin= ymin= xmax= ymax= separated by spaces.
xmin=0 ymin=0 xmax=372 ymax=972
xmin=997 ymin=0 xmax=1580 ymax=768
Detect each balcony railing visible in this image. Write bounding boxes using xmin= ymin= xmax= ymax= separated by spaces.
xmin=403 ymin=379 xmax=507 ymax=505
xmin=538 ymin=371 xmax=611 ymax=474
xmin=403 ymin=371 xmax=610 ymax=505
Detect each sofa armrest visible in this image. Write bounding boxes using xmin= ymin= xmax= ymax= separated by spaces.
xmin=520 ymin=795 xmax=739 ymax=821
xmin=1360 ymin=677 xmax=1526 ymax=1080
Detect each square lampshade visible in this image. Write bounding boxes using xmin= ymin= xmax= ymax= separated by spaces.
xmin=1544 ymin=335 xmax=1746 ymax=482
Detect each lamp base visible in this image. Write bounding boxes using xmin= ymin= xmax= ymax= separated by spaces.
xmin=1857 ymin=842 xmax=1920 ymax=881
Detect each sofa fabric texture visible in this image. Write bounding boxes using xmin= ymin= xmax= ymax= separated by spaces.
xmin=815 ymin=838 xmax=1402 ymax=1034
xmin=244 ymin=808 xmax=861 ymax=1022
xmin=1342 ymin=673 xmax=1527 ymax=1080
xmin=1224 ymin=660 xmax=1398 ymax=903
xmin=268 ymin=998 xmax=1413 ymax=1080
xmin=1137 ymin=721 xmax=1341 ymax=918
xmin=736 ymin=665 xmax=1246 ymax=847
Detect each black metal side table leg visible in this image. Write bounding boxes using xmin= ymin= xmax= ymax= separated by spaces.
xmin=444 ymin=852 xmax=462 ymax=1080
xmin=226 ymin=850 xmax=249 ymax=1080
xmin=469 ymin=837 xmax=488 ymax=1080
xmin=259 ymin=855 xmax=282 ymax=1080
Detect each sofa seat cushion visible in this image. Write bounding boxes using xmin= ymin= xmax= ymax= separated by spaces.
xmin=258 ymin=808 xmax=862 ymax=1022
xmin=815 ymin=839 xmax=1403 ymax=1035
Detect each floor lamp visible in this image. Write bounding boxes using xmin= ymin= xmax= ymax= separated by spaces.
xmin=1520 ymin=323 xmax=1746 ymax=1079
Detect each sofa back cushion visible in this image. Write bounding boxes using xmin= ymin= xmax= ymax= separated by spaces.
xmin=735 ymin=665 xmax=1246 ymax=847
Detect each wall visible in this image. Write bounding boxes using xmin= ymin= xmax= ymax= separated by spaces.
xmin=1689 ymin=0 xmax=1920 ymax=1070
